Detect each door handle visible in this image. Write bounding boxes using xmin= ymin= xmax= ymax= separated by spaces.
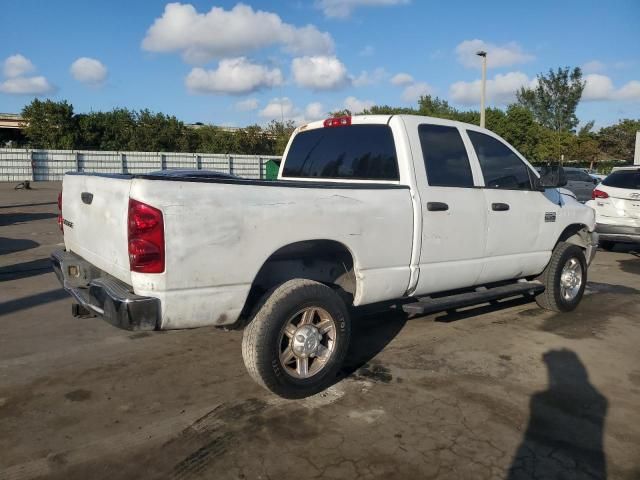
xmin=427 ymin=202 xmax=449 ymax=212
xmin=492 ymin=202 xmax=510 ymax=211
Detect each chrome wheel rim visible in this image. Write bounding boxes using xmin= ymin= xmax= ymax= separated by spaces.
xmin=560 ymin=257 xmax=583 ymax=301
xmin=278 ymin=307 xmax=337 ymax=379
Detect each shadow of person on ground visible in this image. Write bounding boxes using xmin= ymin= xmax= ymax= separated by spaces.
xmin=507 ymin=349 xmax=608 ymax=480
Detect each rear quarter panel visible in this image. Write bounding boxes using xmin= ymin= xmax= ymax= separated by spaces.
xmin=129 ymin=179 xmax=414 ymax=329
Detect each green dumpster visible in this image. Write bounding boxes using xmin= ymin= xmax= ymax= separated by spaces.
xmin=265 ymin=159 xmax=281 ymax=180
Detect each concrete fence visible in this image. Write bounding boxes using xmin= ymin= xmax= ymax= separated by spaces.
xmin=0 ymin=148 xmax=281 ymax=182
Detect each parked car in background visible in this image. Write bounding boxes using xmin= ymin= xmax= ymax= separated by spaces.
xmin=586 ymin=166 xmax=640 ymax=250
xmin=583 ymin=169 xmax=607 ymax=183
xmin=563 ymin=167 xmax=600 ymax=202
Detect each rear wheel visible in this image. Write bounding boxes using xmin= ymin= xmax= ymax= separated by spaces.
xmin=242 ymin=279 xmax=350 ymax=398
xmin=535 ymin=242 xmax=587 ymax=312
xmin=599 ymin=240 xmax=616 ymax=251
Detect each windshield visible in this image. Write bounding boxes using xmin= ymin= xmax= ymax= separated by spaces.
xmin=282 ymin=125 xmax=399 ymax=180
xmin=602 ymin=170 xmax=640 ymax=190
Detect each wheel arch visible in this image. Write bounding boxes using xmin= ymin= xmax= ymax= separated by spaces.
xmin=556 ymin=223 xmax=591 ymax=250
xmin=236 ymin=239 xmax=358 ymax=327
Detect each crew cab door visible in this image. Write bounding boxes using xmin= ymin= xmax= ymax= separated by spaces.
xmin=464 ymin=129 xmax=557 ymax=283
xmin=405 ymin=119 xmax=488 ymax=296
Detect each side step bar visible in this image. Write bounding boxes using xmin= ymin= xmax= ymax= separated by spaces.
xmin=402 ymin=281 xmax=545 ymax=315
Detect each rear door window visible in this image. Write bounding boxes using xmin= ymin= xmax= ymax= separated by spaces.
xmin=282 ymin=124 xmax=399 ymax=180
xmin=602 ymin=170 xmax=640 ymax=190
xmin=418 ymin=124 xmax=474 ymax=187
xmin=468 ymin=130 xmax=533 ymax=190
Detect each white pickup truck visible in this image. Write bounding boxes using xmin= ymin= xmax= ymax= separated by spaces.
xmin=52 ymin=114 xmax=598 ymax=398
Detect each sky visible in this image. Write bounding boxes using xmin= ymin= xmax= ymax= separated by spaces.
xmin=1 ymin=0 xmax=639 ymax=128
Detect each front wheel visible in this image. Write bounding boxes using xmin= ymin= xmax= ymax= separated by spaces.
xmin=535 ymin=242 xmax=587 ymax=312
xmin=242 ymin=279 xmax=350 ymax=398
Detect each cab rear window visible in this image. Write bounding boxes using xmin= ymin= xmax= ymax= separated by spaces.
xmin=282 ymin=125 xmax=399 ymax=180
xmin=602 ymin=170 xmax=640 ymax=190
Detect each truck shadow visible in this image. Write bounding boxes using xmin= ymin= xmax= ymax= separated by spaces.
xmin=338 ymin=307 xmax=407 ymax=379
xmin=507 ymin=349 xmax=608 ymax=480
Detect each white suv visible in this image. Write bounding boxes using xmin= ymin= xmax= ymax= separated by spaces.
xmin=586 ymin=166 xmax=640 ymax=250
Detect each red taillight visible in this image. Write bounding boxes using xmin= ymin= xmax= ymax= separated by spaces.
xmin=592 ymin=189 xmax=609 ymax=200
xmin=57 ymin=191 xmax=63 ymax=232
xmin=128 ymin=199 xmax=164 ymax=273
xmin=323 ymin=116 xmax=351 ymax=128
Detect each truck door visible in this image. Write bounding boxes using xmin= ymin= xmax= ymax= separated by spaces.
xmin=465 ymin=129 xmax=557 ymax=283
xmin=406 ymin=120 xmax=488 ymax=296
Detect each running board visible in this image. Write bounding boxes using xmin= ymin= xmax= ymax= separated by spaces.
xmin=402 ymin=282 xmax=545 ymax=315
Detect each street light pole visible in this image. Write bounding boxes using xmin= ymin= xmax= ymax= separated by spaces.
xmin=476 ymin=51 xmax=487 ymax=128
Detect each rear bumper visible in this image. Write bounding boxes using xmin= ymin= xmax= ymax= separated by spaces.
xmin=596 ymin=224 xmax=640 ymax=244
xmin=51 ymin=250 xmax=160 ymax=330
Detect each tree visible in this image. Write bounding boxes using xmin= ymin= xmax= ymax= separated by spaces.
xmin=265 ymin=120 xmax=296 ymax=155
xmin=21 ymin=99 xmax=77 ymax=149
xmin=597 ymin=119 xmax=640 ymax=160
xmin=516 ymin=67 xmax=585 ymax=132
xmin=128 ymin=110 xmax=192 ymax=152
xmin=77 ymin=109 xmax=137 ymax=150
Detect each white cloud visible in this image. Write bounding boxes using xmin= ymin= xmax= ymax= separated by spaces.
xmin=142 ymin=3 xmax=334 ymax=64
xmin=259 ymin=98 xmax=329 ymax=124
xmin=582 ymin=60 xmax=606 ymax=74
xmin=291 ymin=55 xmax=349 ymax=90
xmin=359 ymin=45 xmax=375 ymax=57
xmin=259 ymin=97 xmax=299 ymax=120
xmin=402 ymin=82 xmax=433 ymax=102
xmin=390 ymin=72 xmax=414 ymax=86
xmin=617 ymin=80 xmax=640 ymax=100
xmin=455 ymin=40 xmax=534 ymax=69
xmin=583 ymin=74 xmax=640 ymax=101
xmin=70 ymin=57 xmax=108 ymax=86
xmin=344 ymin=96 xmax=374 ymax=113
xmin=0 ymin=54 xmax=54 ymax=95
xmin=305 ymin=102 xmax=325 ymax=120
xmin=449 ymin=71 xmax=533 ymax=105
xmin=185 ymin=57 xmax=283 ymax=95
xmin=235 ymin=97 xmax=259 ymax=111
xmin=3 ymin=54 xmax=35 ymax=78
xmin=0 ymin=76 xmax=54 ymax=95
xmin=316 ymin=0 xmax=409 ymax=19
xmin=582 ymin=74 xmax=615 ymax=101
xmin=351 ymin=67 xmax=386 ymax=87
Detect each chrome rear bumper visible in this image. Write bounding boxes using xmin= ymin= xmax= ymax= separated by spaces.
xmin=51 ymin=250 xmax=159 ymax=330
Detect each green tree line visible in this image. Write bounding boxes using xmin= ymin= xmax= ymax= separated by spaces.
xmin=16 ymin=99 xmax=295 ymax=156
xmin=11 ymin=66 xmax=640 ymax=170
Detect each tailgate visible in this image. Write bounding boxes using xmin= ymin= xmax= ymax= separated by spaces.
xmin=62 ymin=174 xmax=133 ymax=284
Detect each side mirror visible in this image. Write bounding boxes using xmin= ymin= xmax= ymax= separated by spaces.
xmin=538 ymin=165 xmax=567 ymax=189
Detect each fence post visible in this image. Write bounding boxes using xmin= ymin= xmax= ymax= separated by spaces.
xmin=228 ymin=155 xmax=234 ymax=175
xmin=121 ymin=152 xmax=126 ymax=174
xmin=160 ymin=153 xmax=166 ymax=170
xmin=196 ymin=154 xmax=201 ymax=170
xmin=29 ymin=149 xmax=35 ymax=181
xmin=75 ymin=151 xmax=80 ymax=172
xmin=259 ymin=157 xmax=263 ymax=179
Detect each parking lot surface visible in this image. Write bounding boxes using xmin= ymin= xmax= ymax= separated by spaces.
xmin=1 ymin=182 xmax=639 ymax=480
